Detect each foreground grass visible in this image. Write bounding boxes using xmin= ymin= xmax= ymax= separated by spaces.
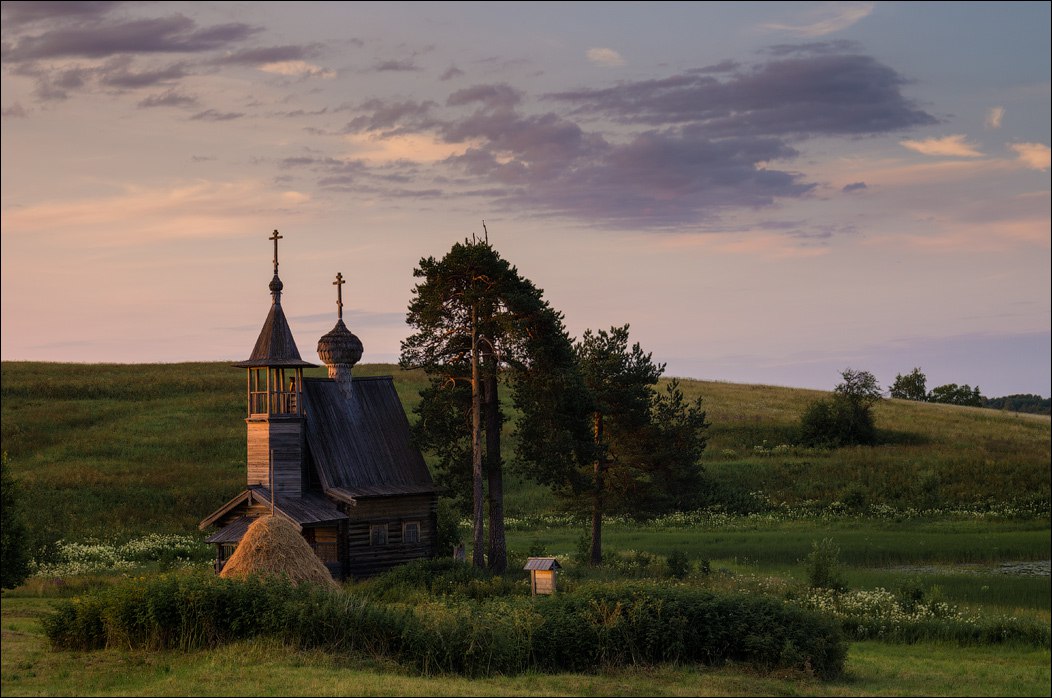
xmin=1 ymin=598 xmax=1048 ymax=697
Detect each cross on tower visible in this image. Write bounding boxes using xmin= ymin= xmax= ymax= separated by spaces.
xmin=333 ymin=272 xmax=345 ymax=320
xmin=269 ymin=230 xmax=283 ymax=274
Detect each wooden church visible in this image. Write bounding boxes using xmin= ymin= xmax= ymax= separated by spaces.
xmin=199 ymin=231 xmax=438 ymax=579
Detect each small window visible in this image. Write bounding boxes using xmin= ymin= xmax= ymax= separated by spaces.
xmin=402 ymin=521 xmax=421 ymax=544
xmin=370 ymin=524 xmax=388 ymax=546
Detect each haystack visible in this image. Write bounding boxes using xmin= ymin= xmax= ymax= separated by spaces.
xmin=220 ymin=515 xmax=338 ymax=589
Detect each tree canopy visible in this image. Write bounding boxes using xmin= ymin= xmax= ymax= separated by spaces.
xmin=800 ymin=368 xmax=882 ymax=447
xmin=400 ymin=238 xmax=570 ymax=572
xmin=890 ymin=368 xmax=927 ymax=401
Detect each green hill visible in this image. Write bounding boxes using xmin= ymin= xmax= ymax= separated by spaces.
xmin=2 ymin=361 xmax=1048 ymax=541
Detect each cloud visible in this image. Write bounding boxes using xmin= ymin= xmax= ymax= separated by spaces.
xmin=259 ymin=60 xmax=334 ymax=78
xmin=342 ymin=99 xmax=437 ymax=134
xmin=2 ymin=15 xmax=261 ymax=60
xmin=842 ymin=181 xmax=867 ymax=193
xmin=190 ymin=109 xmax=244 ymax=121
xmin=985 ymin=106 xmax=1005 ymax=129
xmin=548 ymin=53 xmax=937 ymax=136
xmin=345 ymin=133 xmax=475 ymax=164
xmin=447 ymin=83 xmax=523 ymax=110
xmin=370 ymin=59 xmax=420 ymax=72
xmin=137 ymin=89 xmax=198 ymax=109
xmin=100 ymin=60 xmax=190 ymax=88
xmin=586 ymin=47 xmax=625 ymax=67
xmin=1 ymin=102 xmax=28 ymax=118
xmin=762 ymin=2 xmax=874 ymax=37
xmin=0 ymin=1 xmax=120 ymax=28
xmin=440 ymin=64 xmax=464 ymax=80
xmin=214 ymin=44 xmax=321 ymax=65
xmin=296 ymin=50 xmax=936 ymax=229
xmin=900 ymin=135 xmax=983 ymax=158
xmin=1009 ymin=142 xmax=1051 ymax=171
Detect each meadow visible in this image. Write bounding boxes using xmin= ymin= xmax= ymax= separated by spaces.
xmin=1 ymin=361 xmax=1049 ymax=696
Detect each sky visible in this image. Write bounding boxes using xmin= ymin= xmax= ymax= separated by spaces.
xmin=2 ymin=1 xmax=1049 ymax=397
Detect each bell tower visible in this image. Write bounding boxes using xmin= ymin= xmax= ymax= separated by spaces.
xmin=233 ymin=230 xmax=317 ymax=499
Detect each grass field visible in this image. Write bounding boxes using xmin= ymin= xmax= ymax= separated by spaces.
xmin=2 ymin=361 xmax=1048 ymax=539
xmin=1 ymin=361 xmax=1049 ymax=695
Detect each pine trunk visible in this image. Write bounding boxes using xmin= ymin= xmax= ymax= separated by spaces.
xmin=590 ymin=411 xmax=604 ymax=567
xmin=471 ymin=305 xmax=485 ymax=569
xmin=485 ymin=364 xmax=507 ymax=573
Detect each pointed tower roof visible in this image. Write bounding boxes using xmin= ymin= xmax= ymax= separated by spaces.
xmin=233 ymin=230 xmax=317 ymax=369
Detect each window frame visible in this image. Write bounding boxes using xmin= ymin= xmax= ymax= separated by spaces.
xmin=402 ymin=520 xmax=421 ymax=545
xmin=369 ymin=523 xmax=389 ymax=546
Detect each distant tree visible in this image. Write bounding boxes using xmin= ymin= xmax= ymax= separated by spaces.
xmin=928 ymin=383 xmax=984 ymax=407
xmin=890 ymin=367 xmax=927 ymax=401
xmin=800 ymin=368 xmax=881 ymax=447
xmin=1 ymin=452 xmax=32 ymax=590
xmin=983 ymin=394 xmax=1051 ymax=415
xmin=834 ymin=368 xmax=883 ymax=406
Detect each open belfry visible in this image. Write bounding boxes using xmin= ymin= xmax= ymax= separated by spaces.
xmin=199 ymin=231 xmax=438 ymax=579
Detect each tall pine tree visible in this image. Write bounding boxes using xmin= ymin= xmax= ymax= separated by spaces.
xmin=401 ymin=238 xmax=566 ymax=572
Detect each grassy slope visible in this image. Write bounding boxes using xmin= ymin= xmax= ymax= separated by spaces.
xmin=1 ymin=361 xmax=1048 ymax=539
xmin=2 ymin=362 xmax=1050 ymax=697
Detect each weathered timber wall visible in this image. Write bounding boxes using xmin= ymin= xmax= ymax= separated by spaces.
xmin=246 ymin=418 xmax=304 ymax=496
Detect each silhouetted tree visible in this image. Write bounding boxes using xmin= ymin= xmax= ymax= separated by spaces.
xmin=928 ymin=383 xmax=983 ymax=407
xmin=890 ymin=367 xmax=927 ymax=401
xmin=800 ymin=368 xmax=882 ymax=447
xmin=1 ymin=453 xmax=31 ymax=590
xmin=401 ymin=238 xmax=569 ymax=573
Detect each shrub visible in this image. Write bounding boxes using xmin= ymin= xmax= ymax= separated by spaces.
xmin=1 ymin=452 xmax=31 ymax=589
xmin=799 ymin=396 xmax=876 ymax=447
xmin=43 ymin=573 xmax=848 ymax=679
xmin=804 ymin=539 xmax=847 ymax=592
xmin=666 ymin=550 xmax=690 ymax=579
xmin=531 ymin=583 xmax=847 ymax=679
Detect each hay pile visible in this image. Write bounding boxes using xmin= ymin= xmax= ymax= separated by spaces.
xmin=219 ymin=515 xmax=338 ymax=589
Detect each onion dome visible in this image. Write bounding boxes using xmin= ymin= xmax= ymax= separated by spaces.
xmin=317 ymin=318 xmax=363 ymax=367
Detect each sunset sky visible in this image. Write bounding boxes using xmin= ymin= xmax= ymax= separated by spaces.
xmin=2 ymin=2 xmax=1049 ymax=397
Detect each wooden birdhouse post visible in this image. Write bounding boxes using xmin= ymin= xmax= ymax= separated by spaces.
xmin=524 ymin=556 xmax=561 ymax=595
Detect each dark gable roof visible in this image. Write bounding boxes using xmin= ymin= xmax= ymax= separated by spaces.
xmin=302 ymin=376 xmax=436 ymax=499
xmin=199 ymin=486 xmax=347 ymax=531
xmin=233 ymin=300 xmax=317 ymax=368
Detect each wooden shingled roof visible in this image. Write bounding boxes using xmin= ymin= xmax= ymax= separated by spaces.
xmin=233 ymin=283 xmax=317 ymax=368
xmin=302 ymin=376 xmax=437 ymax=499
xmin=199 ymin=485 xmax=347 ymax=532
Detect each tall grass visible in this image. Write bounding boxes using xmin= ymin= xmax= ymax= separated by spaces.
xmin=42 ymin=570 xmax=848 ymax=679
xmin=3 ymin=361 xmax=1048 ymax=540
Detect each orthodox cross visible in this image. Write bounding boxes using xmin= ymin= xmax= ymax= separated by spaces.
xmin=333 ymin=272 xmax=345 ymax=320
xmin=269 ymin=230 xmax=283 ymax=274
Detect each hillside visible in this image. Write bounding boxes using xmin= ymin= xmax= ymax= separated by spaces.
xmin=2 ymin=361 xmax=1048 ymax=541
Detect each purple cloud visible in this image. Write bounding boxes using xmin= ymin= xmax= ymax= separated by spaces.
xmin=370 ymin=59 xmax=420 ymax=72
xmin=548 ymin=53 xmax=937 ymax=137
xmin=214 ymin=44 xmax=323 ymax=65
xmin=101 ymin=60 xmax=189 ymax=88
xmin=440 ymin=64 xmax=464 ymax=81
xmin=0 ymin=1 xmax=120 ymax=28
xmin=447 ymin=83 xmax=523 ymax=110
xmin=342 ymin=99 xmax=437 ymax=134
xmin=137 ymin=89 xmax=197 ymax=109
xmin=190 ymin=108 xmax=244 ymax=121
xmin=3 ymin=15 xmax=260 ymax=60
xmin=842 ymin=181 xmax=867 ymax=193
